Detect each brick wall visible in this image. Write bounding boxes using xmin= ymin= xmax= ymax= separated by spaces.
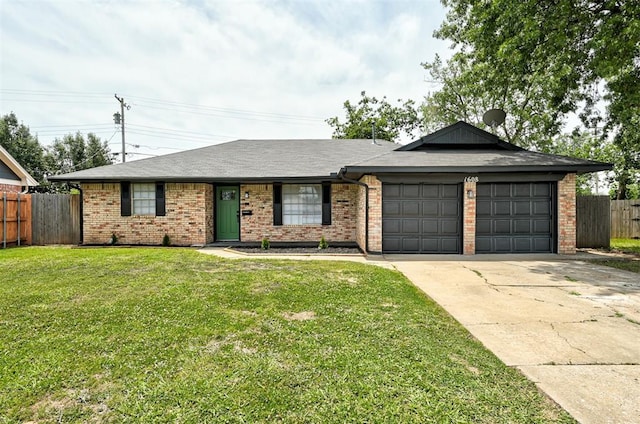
xmin=0 ymin=183 xmax=22 ymax=193
xmin=360 ymin=175 xmax=382 ymax=253
xmin=204 ymin=184 xmax=214 ymax=243
xmin=463 ymin=180 xmax=476 ymax=255
xmin=558 ymin=173 xmax=577 ymax=254
xmin=82 ymin=182 xmax=213 ymax=246
xmin=355 ymin=181 xmax=366 ymax=251
xmin=239 ymin=183 xmax=358 ymax=243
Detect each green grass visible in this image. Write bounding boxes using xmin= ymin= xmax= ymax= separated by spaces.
xmin=0 ymin=247 xmax=573 ymax=423
xmin=589 ymin=239 xmax=640 ymax=273
xmin=591 ymin=259 xmax=640 ymax=273
xmin=610 ymin=238 xmax=640 ymax=255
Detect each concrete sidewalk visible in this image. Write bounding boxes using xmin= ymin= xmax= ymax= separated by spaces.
xmin=392 ymin=259 xmax=640 ymax=424
xmin=200 ymin=248 xmax=640 ymax=423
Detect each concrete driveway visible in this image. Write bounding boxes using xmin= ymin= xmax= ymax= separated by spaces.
xmin=391 ymin=256 xmax=640 ymax=424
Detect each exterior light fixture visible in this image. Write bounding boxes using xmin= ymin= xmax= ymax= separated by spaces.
xmin=467 ymin=190 xmax=475 ymax=199
xmin=244 ymin=191 xmax=249 ymax=199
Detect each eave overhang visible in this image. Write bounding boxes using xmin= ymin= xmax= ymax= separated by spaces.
xmin=48 ymin=174 xmax=342 ymax=184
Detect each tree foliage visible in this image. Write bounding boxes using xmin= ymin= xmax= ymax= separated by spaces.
xmin=552 ymin=131 xmax=639 ymax=199
xmin=326 ymin=91 xmax=422 ymax=142
xmin=0 ymin=113 xmax=113 ymax=192
xmin=426 ymin=0 xmax=639 ymax=198
xmin=0 ymin=112 xmax=48 ymax=185
xmin=45 ymin=132 xmax=113 ymax=175
xmin=422 ymin=53 xmax=564 ymax=150
xmin=436 ymin=0 xmax=639 ymax=120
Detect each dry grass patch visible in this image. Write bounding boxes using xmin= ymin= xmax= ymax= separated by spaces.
xmin=283 ymin=311 xmax=316 ymax=321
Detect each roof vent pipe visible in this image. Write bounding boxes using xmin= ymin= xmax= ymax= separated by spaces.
xmin=371 ymin=122 xmax=377 ymax=145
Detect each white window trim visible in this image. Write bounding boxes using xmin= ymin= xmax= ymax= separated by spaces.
xmin=132 ymin=182 xmax=156 ymax=216
xmin=282 ymin=184 xmax=322 ymax=225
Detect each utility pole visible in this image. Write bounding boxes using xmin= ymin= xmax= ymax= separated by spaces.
xmin=114 ymin=94 xmax=130 ymax=162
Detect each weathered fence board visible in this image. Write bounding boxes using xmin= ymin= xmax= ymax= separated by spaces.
xmin=576 ymin=196 xmax=610 ymax=248
xmin=611 ymin=200 xmax=640 ymax=239
xmin=31 ymin=194 xmax=81 ymax=245
xmin=1 ymin=192 xmax=32 ymax=248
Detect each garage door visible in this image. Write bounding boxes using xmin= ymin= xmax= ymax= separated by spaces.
xmin=476 ymin=182 xmax=554 ymax=253
xmin=383 ymin=184 xmax=461 ymax=253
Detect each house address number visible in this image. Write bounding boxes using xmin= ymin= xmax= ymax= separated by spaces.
xmin=464 ymin=176 xmax=479 ymax=183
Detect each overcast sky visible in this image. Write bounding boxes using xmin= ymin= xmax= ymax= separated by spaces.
xmin=1 ymin=0 xmax=451 ymax=162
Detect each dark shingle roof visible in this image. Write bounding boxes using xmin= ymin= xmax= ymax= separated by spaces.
xmin=49 ymin=139 xmax=397 ymax=182
xmin=49 ymin=122 xmax=612 ymax=183
xmin=340 ymin=149 xmax=612 ymax=176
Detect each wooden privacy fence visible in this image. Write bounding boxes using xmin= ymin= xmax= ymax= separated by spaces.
xmin=611 ymin=199 xmax=640 ymax=239
xmin=0 ymin=192 xmax=32 ymax=248
xmin=576 ymin=196 xmax=610 ymax=248
xmin=31 ymin=194 xmax=81 ymax=245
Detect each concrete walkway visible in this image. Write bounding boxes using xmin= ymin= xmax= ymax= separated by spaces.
xmin=392 ymin=258 xmax=640 ymax=424
xmin=199 ymin=248 xmax=640 ymax=423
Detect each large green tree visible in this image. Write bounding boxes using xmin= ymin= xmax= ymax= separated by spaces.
xmin=0 ymin=112 xmax=48 ymax=185
xmin=436 ymin=0 xmax=639 ymax=122
xmin=45 ymin=132 xmax=113 ymax=176
xmin=432 ymin=0 xmax=639 ymax=198
xmin=422 ymin=53 xmax=565 ymax=150
xmin=326 ymin=91 xmax=422 ymax=143
xmin=0 ymin=113 xmax=113 ymax=192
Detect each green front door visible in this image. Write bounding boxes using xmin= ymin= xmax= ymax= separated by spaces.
xmin=216 ymin=186 xmax=240 ymax=241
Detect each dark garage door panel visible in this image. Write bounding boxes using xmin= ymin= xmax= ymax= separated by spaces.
xmin=476 ymin=183 xmax=554 ymax=253
xmin=383 ymin=184 xmax=461 ymax=253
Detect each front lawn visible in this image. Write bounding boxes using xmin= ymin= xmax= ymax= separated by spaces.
xmin=0 ymin=247 xmax=572 ymax=423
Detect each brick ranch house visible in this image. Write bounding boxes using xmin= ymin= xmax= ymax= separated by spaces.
xmin=51 ymin=122 xmax=611 ymax=254
xmin=0 ymin=144 xmax=38 ymax=193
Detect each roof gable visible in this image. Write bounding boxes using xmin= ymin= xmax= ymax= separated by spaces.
xmin=397 ymin=121 xmax=523 ymax=151
xmin=0 ymin=159 xmax=19 ymax=180
xmin=0 ymin=145 xmax=38 ymax=186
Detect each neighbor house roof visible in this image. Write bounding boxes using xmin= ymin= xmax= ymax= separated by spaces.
xmin=0 ymin=144 xmax=39 ymax=187
xmin=49 ymin=122 xmax=612 ymax=183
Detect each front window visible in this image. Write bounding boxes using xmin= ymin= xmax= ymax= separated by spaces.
xmin=132 ymin=183 xmax=156 ymax=215
xmin=283 ymin=184 xmax=322 ymax=225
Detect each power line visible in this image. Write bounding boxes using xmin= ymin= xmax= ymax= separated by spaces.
xmin=0 ymin=88 xmax=111 ymax=98
xmin=34 ymin=130 xmax=116 ymax=139
xmin=125 ymin=129 xmax=226 ymax=143
xmin=1 ymin=88 xmax=326 ymax=124
xmin=123 ymin=94 xmax=324 ymax=122
xmin=130 ymin=101 xmax=321 ymax=125
xmin=33 ymin=127 xmax=115 ymax=135
xmin=1 ymin=98 xmax=112 ymax=105
xmin=127 ymin=123 xmax=237 ymax=139
xmin=30 ymin=123 xmax=114 ymax=129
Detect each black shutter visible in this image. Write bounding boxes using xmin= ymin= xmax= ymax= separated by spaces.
xmin=322 ymin=182 xmax=331 ymax=225
xmin=121 ymin=182 xmax=131 ymax=216
xmin=273 ymin=183 xmax=282 ymax=226
xmin=155 ymin=182 xmax=166 ymax=216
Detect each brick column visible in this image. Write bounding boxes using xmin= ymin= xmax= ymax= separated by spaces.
xmin=463 ymin=180 xmax=477 ymax=255
xmin=362 ymin=175 xmax=382 ymax=253
xmin=558 ymin=173 xmax=577 ymax=254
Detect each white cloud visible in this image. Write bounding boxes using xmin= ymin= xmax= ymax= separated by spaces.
xmin=0 ymin=0 xmax=449 ymax=160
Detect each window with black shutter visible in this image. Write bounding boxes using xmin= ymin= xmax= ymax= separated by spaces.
xmin=322 ymin=182 xmax=331 ymax=225
xmin=120 ymin=182 xmax=131 ymax=216
xmin=121 ymin=182 xmax=166 ymax=217
xmin=273 ymin=183 xmax=282 ymax=226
